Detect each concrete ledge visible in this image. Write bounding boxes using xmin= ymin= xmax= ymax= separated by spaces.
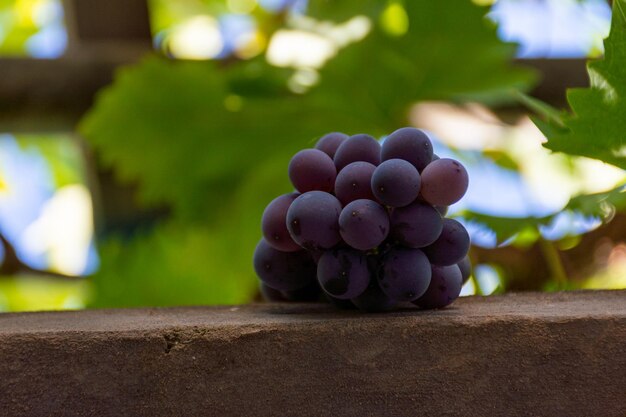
xmin=1 ymin=290 xmax=625 ymax=417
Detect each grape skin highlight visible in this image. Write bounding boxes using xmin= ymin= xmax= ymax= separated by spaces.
xmin=379 ymin=248 xmax=432 ymax=301
xmin=390 ymin=201 xmax=443 ymax=248
xmin=261 ymin=192 xmax=302 ymax=252
xmin=339 ymin=199 xmax=390 ymax=251
xmin=317 ymin=249 xmax=370 ymax=299
xmin=315 ymin=132 xmax=349 ymax=159
xmin=371 ymin=159 xmax=421 ymax=208
xmin=381 ymin=127 xmax=433 ymax=171
xmin=286 ymin=191 xmax=342 ymax=250
xmin=420 ymin=158 xmax=469 ymax=206
xmin=334 ymin=134 xmax=381 ymax=171
xmin=334 ymin=161 xmax=377 ymax=205
xmin=288 ymin=149 xmax=337 ymax=193
xmin=413 ymin=264 xmax=462 ymax=309
xmin=458 ymin=255 xmax=472 ymax=284
xmin=423 ymin=218 xmax=470 ymax=266
xmin=253 ymin=239 xmax=316 ymax=291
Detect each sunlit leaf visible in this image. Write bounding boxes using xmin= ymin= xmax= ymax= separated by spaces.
xmin=530 ymin=0 xmax=626 ymax=169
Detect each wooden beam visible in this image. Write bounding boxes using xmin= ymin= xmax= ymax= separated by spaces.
xmin=0 ymin=58 xmax=589 ymax=132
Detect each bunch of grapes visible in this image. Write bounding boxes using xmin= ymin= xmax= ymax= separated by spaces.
xmin=253 ymin=128 xmax=472 ymax=312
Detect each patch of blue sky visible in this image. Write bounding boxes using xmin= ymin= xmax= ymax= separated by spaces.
xmin=216 ymin=13 xmax=255 ymax=58
xmin=0 ymin=135 xmax=55 ymax=269
xmin=259 ymin=0 xmax=307 ymax=13
xmin=26 ymin=22 xmax=66 ymax=58
xmin=539 ymin=210 xmax=602 ymax=241
xmin=490 ymin=0 xmax=611 ymax=58
xmin=429 ymin=136 xmax=602 ymax=247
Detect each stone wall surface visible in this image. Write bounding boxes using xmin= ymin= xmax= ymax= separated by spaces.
xmin=0 ymin=290 xmax=625 ymax=417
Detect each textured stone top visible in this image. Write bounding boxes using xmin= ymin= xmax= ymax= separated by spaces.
xmin=1 ymin=290 xmax=625 ymax=417
xmin=1 ymin=290 xmax=624 ymax=335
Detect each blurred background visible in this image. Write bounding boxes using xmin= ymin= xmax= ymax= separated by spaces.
xmin=0 ymin=0 xmax=624 ymax=312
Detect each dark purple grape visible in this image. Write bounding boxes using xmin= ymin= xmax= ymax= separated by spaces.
xmin=351 ymin=276 xmax=397 ymax=313
xmin=317 ymin=249 xmax=370 ymax=299
xmin=334 ymin=161 xmax=377 ymax=205
xmin=339 ymin=199 xmax=389 ymax=251
xmin=435 ymin=205 xmax=448 ymax=216
xmin=286 ymin=191 xmax=342 ymax=250
xmin=253 ymin=239 xmax=316 ymax=291
xmin=262 ymin=192 xmax=301 ymax=252
xmin=260 ymin=283 xmax=287 ymax=302
xmin=288 ymin=149 xmax=337 ymax=193
xmin=431 ymin=153 xmax=440 ymax=161
xmin=315 ymin=132 xmax=349 ymax=159
xmin=371 ymin=159 xmax=421 ymax=207
xmin=412 ymin=264 xmax=462 ymax=309
xmin=333 ymin=134 xmax=381 ymax=171
xmin=420 ymin=158 xmax=469 ymax=206
xmin=282 ymin=281 xmax=322 ymax=302
xmin=458 ymin=255 xmax=472 ymax=284
xmin=423 ymin=218 xmax=470 ymax=266
xmin=390 ymin=201 xmax=443 ymax=248
xmin=381 ymin=127 xmax=433 ymax=171
xmin=379 ymin=248 xmax=431 ymax=301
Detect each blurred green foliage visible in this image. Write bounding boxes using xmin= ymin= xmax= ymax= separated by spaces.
xmin=0 ymin=0 xmax=62 ymax=56
xmin=0 ymin=0 xmax=38 ymax=55
xmin=80 ymin=0 xmax=535 ymax=307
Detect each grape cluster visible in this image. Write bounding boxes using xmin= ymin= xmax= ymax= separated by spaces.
xmin=254 ymin=128 xmax=472 ymax=312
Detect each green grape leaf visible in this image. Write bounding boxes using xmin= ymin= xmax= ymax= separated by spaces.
xmin=531 ymin=0 xmax=626 ymax=169
xmin=313 ymin=0 xmax=536 ymax=117
xmin=88 ymin=153 xmax=292 ymax=308
xmin=79 ymin=56 xmax=383 ymax=220
xmin=307 ymin=0 xmax=386 ymax=20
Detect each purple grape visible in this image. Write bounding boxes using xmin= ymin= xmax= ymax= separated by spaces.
xmin=420 ymin=158 xmax=469 ymax=206
xmin=339 ymin=199 xmax=389 ymax=251
xmin=260 ymin=283 xmax=287 ymax=302
xmin=423 ymin=218 xmax=470 ymax=266
xmin=333 ymin=134 xmax=381 ymax=171
xmin=458 ymin=255 xmax=472 ymax=284
xmin=435 ymin=205 xmax=448 ymax=216
xmin=334 ymin=161 xmax=377 ymax=205
xmin=390 ymin=201 xmax=443 ymax=248
xmin=261 ymin=192 xmax=301 ymax=252
xmin=288 ymin=149 xmax=337 ymax=193
xmin=286 ymin=191 xmax=342 ymax=250
xmin=431 ymin=153 xmax=440 ymax=161
xmin=253 ymin=239 xmax=316 ymax=291
xmin=315 ymin=132 xmax=349 ymax=159
xmin=379 ymin=248 xmax=431 ymax=301
xmin=412 ymin=264 xmax=462 ymax=309
xmin=381 ymin=127 xmax=433 ymax=171
xmin=351 ymin=275 xmax=397 ymax=313
xmin=317 ymin=249 xmax=370 ymax=299
xmin=371 ymin=159 xmax=421 ymax=207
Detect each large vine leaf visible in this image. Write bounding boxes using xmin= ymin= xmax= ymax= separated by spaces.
xmin=531 ymin=0 xmax=626 ymax=168
xmin=315 ymin=0 xmax=535 ymax=117
xmin=80 ymin=57 xmax=378 ymax=220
